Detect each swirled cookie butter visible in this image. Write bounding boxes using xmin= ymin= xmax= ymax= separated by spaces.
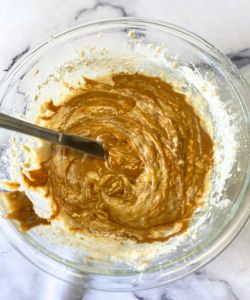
xmin=1 ymin=74 xmax=213 ymax=243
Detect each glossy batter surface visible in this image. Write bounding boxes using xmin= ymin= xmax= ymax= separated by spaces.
xmin=6 ymin=74 xmax=214 ymax=243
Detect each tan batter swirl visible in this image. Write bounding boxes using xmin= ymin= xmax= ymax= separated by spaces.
xmin=18 ymin=74 xmax=214 ymax=243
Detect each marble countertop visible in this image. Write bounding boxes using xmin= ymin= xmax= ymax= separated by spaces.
xmin=1 ymin=1 xmax=250 ymax=299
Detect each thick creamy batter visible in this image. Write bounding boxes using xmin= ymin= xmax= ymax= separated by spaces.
xmin=3 ymin=73 xmax=214 ymax=243
xmin=1 ymin=191 xmax=49 ymax=231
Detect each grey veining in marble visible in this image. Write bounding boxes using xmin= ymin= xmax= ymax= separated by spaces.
xmin=229 ymin=48 xmax=250 ymax=70
xmin=1 ymin=0 xmax=250 ymax=299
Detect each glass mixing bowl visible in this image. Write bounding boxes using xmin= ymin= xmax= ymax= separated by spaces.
xmin=0 ymin=18 xmax=250 ymax=291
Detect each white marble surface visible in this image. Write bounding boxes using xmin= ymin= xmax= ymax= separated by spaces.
xmin=1 ymin=0 xmax=250 ymax=299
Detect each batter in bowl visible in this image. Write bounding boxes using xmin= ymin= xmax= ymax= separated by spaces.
xmin=2 ymin=73 xmax=213 ymax=243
